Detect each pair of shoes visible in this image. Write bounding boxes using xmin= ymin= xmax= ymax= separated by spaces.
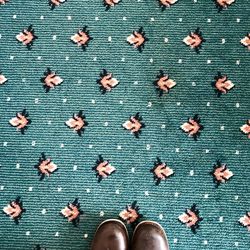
xmin=91 ymin=219 xmax=170 ymax=250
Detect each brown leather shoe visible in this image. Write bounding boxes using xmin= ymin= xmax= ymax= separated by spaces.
xmin=91 ymin=219 xmax=129 ymax=250
xmin=131 ymin=221 xmax=170 ymax=250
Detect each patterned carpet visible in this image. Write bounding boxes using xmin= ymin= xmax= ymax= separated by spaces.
xmin=0 ymin=0 xmax=249 ymax=249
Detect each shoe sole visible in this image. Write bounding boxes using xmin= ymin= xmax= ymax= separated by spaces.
xmin=132 ymin=220 xmax=170 ymax=249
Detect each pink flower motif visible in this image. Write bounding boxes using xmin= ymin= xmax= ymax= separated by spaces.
xmin=3 ymin=197 xmax=25 ymax=224
xmin=41 ymin=68 xmax=63 ymax=92
xmin=212 ymin=72 xmax=234 ymax=96
xmin=153 ymin=70 xmax=176 ymax=96
xmin=61 ymin=199 xmax=83 ymax=226
xmin=34 ymin=153 xmax=58 ymax=180
xmin=71 ymin=26 xmax=92 ymax=50
xmin=16 ymin=25 xmax=37 ymax=49
xmin=103 ymin=0 xmax=121 ymax=10
xmin=9 ymin=109 xmax=31 ymax=134
xmin=93 ymin=155 xmax=116 ymax=182
xmin=211 ymin=161 xmax=233 ymax=187
xmin=183 ymin=28 xmax=205 ymax=53
xmin=178 ymin=204 xmax=202 ymax=233
xmin=214 ymin=0 xmax=236 ymax=11
xmin=240 ymin=120 xmax=250 ymax=139
xmin=0 ymin=0 xmax=9 ymax=5
xmin=241 ymin=34 xmax=250 ymax=50
xmin=239 ymin=212 xmax=250 ymax=231
xmin=119 ymin=201 xmax=142 ymax=227
xmin=158 ymin=0 xmax=178 ymax=10
xmin=181 ymin=115 xmax=203 ymax=140
xmin=49 ymin=0 xmax=67 ymax=9
xmin=65 ymin=111 xmax=88 ymax=136
xmin=0 ymin=73 xmax=7 ymax=85
xmin=97 ymin=69 xmax=119 ymax=94
xmin=151 ymin=157 xmax=174 ymax=185
xmin=127 ymin=27 xmax=148 ymax=52
xmin=123 ymin=113 xmax=145 ymax=138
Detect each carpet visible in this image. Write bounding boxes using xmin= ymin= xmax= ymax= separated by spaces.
xmin=0 ymin=0 xmax=249 ymax=249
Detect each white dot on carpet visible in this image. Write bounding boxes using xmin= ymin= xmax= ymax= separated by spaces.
xmin=41 ymin=209 xmax=47 ymax=214
xmin=219 ymin=216 xmax=224 ymax=222
xmin=147 ymin=102 xmax=152 ymax=107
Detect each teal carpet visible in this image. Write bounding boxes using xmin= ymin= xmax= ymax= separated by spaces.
xmin=0 ymin=0 xmax=249 ymax=249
